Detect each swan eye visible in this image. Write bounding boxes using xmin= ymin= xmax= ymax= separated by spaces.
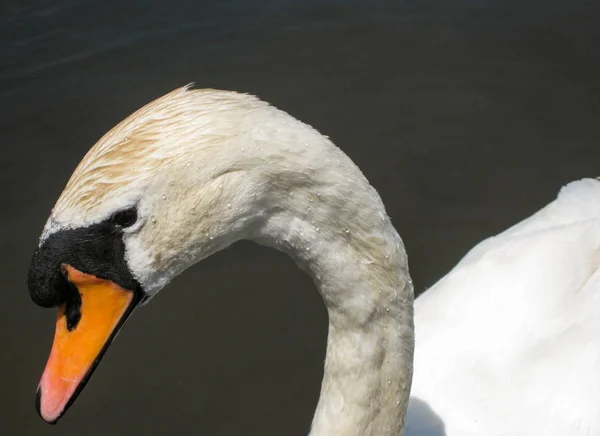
xmin=112 ymin=208 xmax=137 ymax=228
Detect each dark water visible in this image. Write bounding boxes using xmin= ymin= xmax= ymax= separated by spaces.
xmin=1 ymin=0 xmax=599 ymax=434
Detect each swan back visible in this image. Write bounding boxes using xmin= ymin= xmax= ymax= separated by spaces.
xmin=409 ymin=178 xmax=600 ymax=436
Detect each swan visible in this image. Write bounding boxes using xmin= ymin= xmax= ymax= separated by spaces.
xmin=28 ymin=86 xmax=415 ymax=435
xmin=405 ymin=177 xmax=600 ymax=436
xmin=28 ymin=85 xmax=599 ymax=436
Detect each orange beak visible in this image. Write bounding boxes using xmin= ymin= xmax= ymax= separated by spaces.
xmin=36 ymin=264 xmax=138 ymax=423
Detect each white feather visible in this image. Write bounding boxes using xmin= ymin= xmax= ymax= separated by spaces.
xmin=407 ymin=178 xmax=600 ymax=436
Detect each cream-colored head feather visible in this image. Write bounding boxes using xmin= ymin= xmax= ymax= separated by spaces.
xmin=49 ymin=86 xmax=269 ymax=229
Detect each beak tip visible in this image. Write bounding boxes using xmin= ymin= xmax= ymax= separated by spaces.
xmin=35 ymin=387 xmax=60 ymax=425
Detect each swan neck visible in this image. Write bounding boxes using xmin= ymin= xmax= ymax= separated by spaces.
xmin=310 ymin=224 xmax=414 ymax=436
xmin=253 ymin=187 xmax=414 ymax=436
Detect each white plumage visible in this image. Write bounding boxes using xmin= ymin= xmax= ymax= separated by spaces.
xmin=407 ymin=178 xmax=600 ymax=436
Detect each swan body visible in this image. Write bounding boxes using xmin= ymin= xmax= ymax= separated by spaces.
xmin=407 ymin=178 xmax=600 ymax=436
xmin=29 ymin=87 xmax=414 ymax=435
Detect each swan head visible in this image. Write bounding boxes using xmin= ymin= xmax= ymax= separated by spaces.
xmin=28 ymin=86 xmax=328 ymax=423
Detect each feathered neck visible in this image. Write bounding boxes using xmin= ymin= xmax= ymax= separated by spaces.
xmin=243 ymin=113 xmax=415 ymax=436
xmin=256 ymin=202 xmax=414 ymax=435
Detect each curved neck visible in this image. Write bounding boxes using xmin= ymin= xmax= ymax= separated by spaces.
xmin=118 ymin=90 xmax=417 ymax=435
xmin=252 ymin=170 xmax=414 ymax=436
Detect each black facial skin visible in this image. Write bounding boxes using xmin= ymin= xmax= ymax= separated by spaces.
xmin=28 ymin=208 xmax=142 ymax=308
xmin=28 ymin=207 xmax=144 ymax=423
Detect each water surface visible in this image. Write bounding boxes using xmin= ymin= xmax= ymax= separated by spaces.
xmin=1 ymin=1 xmax=599 ymax=434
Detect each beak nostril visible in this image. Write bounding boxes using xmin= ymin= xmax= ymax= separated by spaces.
xmin=56 ymin=263 xmax=83 ymax=331
xmin=63 ymin=275 xmax=82 ymax=332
